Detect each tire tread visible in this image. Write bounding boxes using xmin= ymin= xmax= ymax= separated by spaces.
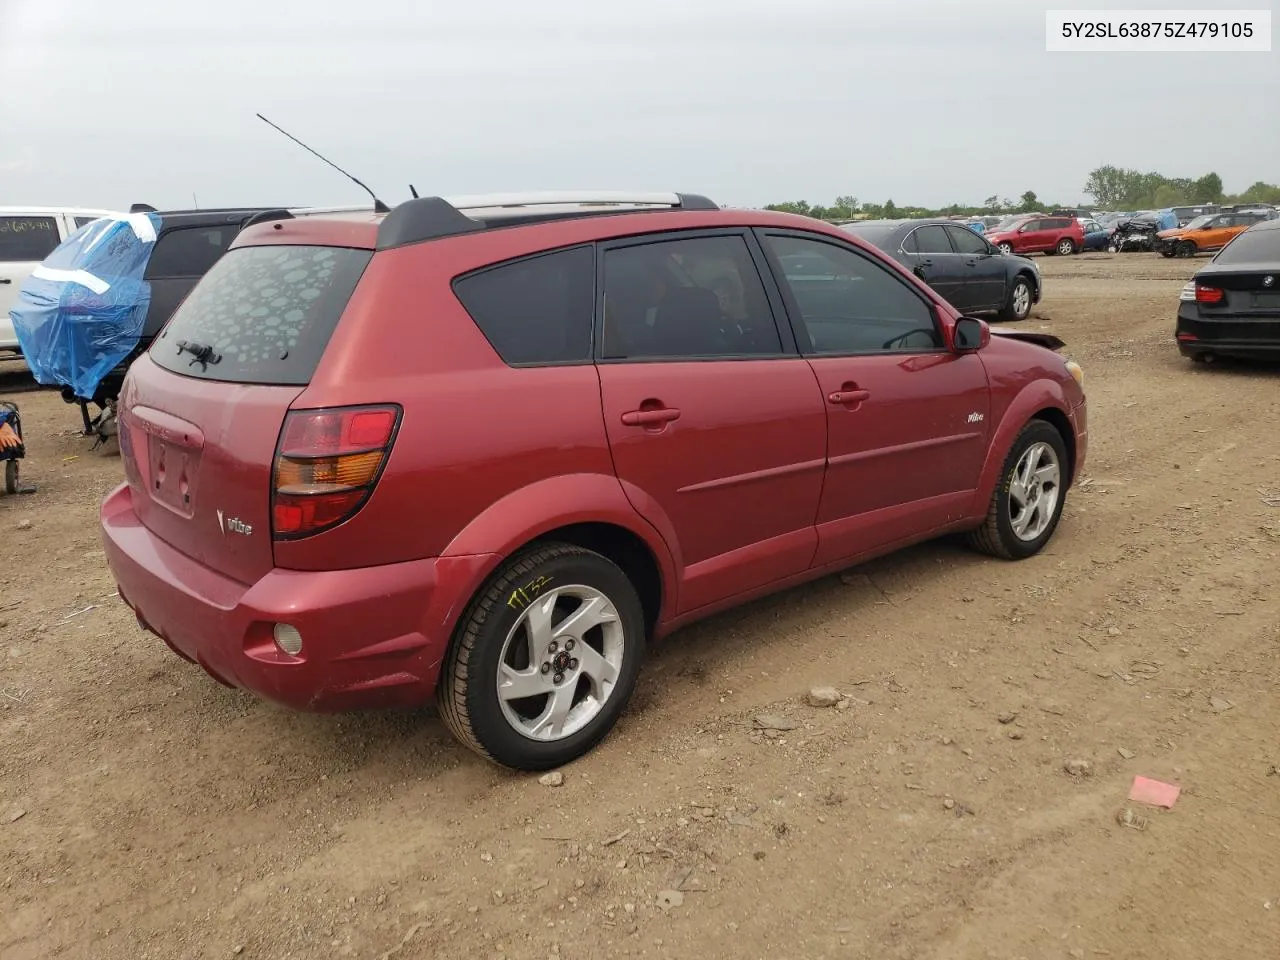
xmin=966 ymin=419 xmax=1062 ymax=560
xmin=438 ymin=542 xmax=598 ymax=764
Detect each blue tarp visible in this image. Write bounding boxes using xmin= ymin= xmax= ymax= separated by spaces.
xmin=9 ymin=213 xmax=160 ymax=399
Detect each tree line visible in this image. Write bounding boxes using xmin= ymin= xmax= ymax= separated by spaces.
xmin=764 ymin=169 xmax=1280 ymax=221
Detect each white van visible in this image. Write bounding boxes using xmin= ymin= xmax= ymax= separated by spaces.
xmin=1 ymin=206 xmax=123 ymax=355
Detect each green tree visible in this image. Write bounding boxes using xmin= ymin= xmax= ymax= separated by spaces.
xmin=983 ymin=194 xmax=1002 ymax=213
xmin=1235 ymin=181 xmax=1280 ymax=204
xmin=1192 ymin=172 xmax=1224 ymax=203
xmin=883 ymin=199 xmax=898 ymax=218
xmin=1019 ymin=190 xmax=1039 ymax=212
xmin=764 ymin=201 xmax=814 ymax=216
xmin=1084 ymin=165 xmax=1133 ymax=207
xmin=1153 ymin=184 xmax=1183 ymax=208
xmin=833 ymin=195 xmax=859 ymax=218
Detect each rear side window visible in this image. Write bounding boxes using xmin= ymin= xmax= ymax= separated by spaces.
xmin=1214 ymin=228 xmax=1280 ymax=264
xmin=0 ymin=216 xmax=61 ymax=262
xmin=601 ymin=235 xmax=782 ymax=360
xmin=912 ymin=225 xmax=952 ymax=254
xmin=74 ymin=216 xmax=101 ymax=229
xmin=452 ymin=245 xmax=595 ymax=365
xmin=150 ymin=245 xmax=372 ymax=384
xmin=144 ymin=224 xmax=241 ymax=279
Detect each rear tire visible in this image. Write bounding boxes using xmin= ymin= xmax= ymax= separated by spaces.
xmin=4 ymin=460 xmax=16 ymax=495
xmin=966 ymin=420 xmax=1069 ymax=561
xmin=438 ymin=543 xmax=647 ymax=770
xmin=1056 ymin=238 xmax=1076 ymax=255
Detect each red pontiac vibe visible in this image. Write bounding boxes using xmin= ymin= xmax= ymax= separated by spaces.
xmin=100 ymin=191 xmax=1089 ymax=770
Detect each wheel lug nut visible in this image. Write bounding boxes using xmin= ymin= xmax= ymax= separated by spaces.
xmin=540 ymin=662 xmax=551 ymax=674
xmin=548 ymin=641 xmax=558 ymax=654
xmin=568 ymin=658 xmax=579 ymax=670
xmin=553 ymin=672 xmax=564 ymax=685
xmin=565 ymin=639 xmax=575 ymax=651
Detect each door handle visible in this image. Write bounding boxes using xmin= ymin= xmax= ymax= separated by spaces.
xmin=621 ymin=407 xmax=681 ymax=427
xmin=0 ymin=278 xmax=11 ymax=284
xmin=828 ymin=388 xmax=871 ymax=405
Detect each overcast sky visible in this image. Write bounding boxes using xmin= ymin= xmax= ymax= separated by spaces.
xmin=1 ymin=0 xmax=1276 ymax=211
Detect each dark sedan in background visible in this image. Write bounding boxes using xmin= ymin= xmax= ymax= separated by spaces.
xmin=841 ymin=218 xmax=1041 ymax=322
xmin=1176 ymin=217 xmax=1280 ymax=363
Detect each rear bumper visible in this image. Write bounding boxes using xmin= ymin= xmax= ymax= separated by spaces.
xmin=100 ymin=483 xmax=496 ymax=712
xmin=1176 ymin=306 xmax=1280 ymax=358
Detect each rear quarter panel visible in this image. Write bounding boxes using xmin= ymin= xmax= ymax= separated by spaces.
xmin=273 ymin=241 xmax=677 ymax=585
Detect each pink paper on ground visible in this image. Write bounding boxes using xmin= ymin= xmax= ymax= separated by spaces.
xmin=1128 ymin=776 xmax=1181 ymax=808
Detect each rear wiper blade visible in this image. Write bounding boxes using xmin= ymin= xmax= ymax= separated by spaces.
xmin=175 ymin=339 xmax=222 ymax=370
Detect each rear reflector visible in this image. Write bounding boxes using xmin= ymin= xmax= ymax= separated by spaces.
xmin=1195 ymin=285 xmax=1224 ymax=304
xmin=272 ymin=404 xmax=401 ymax=539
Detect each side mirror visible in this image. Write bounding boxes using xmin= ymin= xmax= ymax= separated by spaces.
xmin=954 ymin=316 xmax=989 ymax=352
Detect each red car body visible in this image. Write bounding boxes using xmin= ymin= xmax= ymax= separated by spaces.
xmin=987 ymin=215 xmax=1085 ymax=256
xmin=101 ymin=202 xmax=1088 ymax=718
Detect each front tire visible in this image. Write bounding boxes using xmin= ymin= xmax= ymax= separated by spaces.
xmin=438 ymin=543 xmax=646 ymax=770
xmin=966 ymin=420 xmax=1069 ymax=560
xmin=999 ymin=276 xmax=1034 ymax=322
xmin=1179 ymin=240 xmax=1198 ymax=258
xmin=998 ymin=242 xmax=1014 ymax=255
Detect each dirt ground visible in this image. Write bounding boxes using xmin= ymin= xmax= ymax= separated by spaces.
xmin=2 ymin=251 xmax=1278 ymax=960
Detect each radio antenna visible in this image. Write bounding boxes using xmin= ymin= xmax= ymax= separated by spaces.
xmin=256 ymin=113 xmax=390 ymax=213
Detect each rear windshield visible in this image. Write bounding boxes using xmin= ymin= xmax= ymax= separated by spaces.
xmin=1214 ymin=228 xmax=1280 ymax=265
xmin=840 ymin=224 xmax=897 ymax=248
xmin=150 ymin=244 xmax=371 ymax=384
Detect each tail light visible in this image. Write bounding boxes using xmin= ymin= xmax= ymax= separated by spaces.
xmin=272 ymin=404 xmax=401 ymax=539
xmin=1195 ymin=285 xmax=1224 ymax=304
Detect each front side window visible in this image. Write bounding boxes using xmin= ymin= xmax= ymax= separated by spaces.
xmin=0 ymin=216 xmax=61 ymax=262
xmin=453 ymin=245 xmax=595 ymax=365
xmin=764 ymin=234 xmax=942 ymax=355
xmin=601 ymin=235 xmax=781 ymax=360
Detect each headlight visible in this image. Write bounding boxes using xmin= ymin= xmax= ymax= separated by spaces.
xmin=1064 ymin=359 xmax=1084 ymax=387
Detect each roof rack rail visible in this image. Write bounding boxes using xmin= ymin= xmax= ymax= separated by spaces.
xmin=241 ymin=208 xmax=296 ymax=229
xmin=377 ymin=191 xmax=719 ymax=250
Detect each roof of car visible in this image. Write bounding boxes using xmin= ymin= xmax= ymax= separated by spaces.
xmin=230 ymin=192 xmax=865 ymax=255
xmin=0 ymin=206 xmax=122 ymax=216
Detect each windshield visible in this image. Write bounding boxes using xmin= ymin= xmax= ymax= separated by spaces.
xmin=839 ymin=223 xmax=898 ymax=248
xmin=1184 ymin=215 xmax=1214 ymax=230
xmin=993 ymin=216 xmax=1028 ymax=233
